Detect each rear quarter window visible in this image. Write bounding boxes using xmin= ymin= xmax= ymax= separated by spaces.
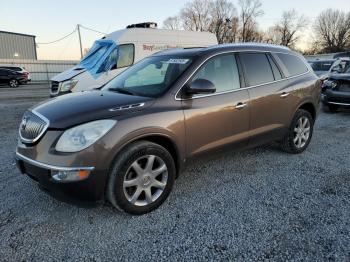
xmin=276 ymin=53 xmax=308 ymax=77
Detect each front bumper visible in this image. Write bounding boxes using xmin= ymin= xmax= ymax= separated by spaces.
xmin=15 ymin=152 xmax=106 ymax=205
xmin=321 ymin=89 xmax=350 ymax=107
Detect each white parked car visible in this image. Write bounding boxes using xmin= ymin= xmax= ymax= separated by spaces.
xmin=50 ymin=22 xmax=218 ymax=96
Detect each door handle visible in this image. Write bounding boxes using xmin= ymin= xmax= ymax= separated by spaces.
xmin=280 ymin=92 xmax=290 ymax=98
xmin=235 ymin=102 xmax=247 ymax=110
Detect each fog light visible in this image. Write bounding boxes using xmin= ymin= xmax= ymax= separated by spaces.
xmin=52 ymin=170 xmax=90 ymax=182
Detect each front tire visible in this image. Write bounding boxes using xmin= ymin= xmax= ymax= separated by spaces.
xmin=280 ymin=109 xmax=314 ymax=154
xmin=9 ymin=79 xmax=19 ymax=88
xmin=107 ymin=141 xmax=176 ymax=215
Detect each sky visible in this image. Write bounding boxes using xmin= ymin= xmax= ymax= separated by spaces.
xmin=1 ymin=0 xmax=350 ymax=60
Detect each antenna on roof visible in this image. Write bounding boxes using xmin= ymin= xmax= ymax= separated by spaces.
xmin=126 ymin=22 xmax=157 ymax=29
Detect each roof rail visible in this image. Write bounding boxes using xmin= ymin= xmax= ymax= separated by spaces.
xmin=218 ymin=42 xmax=291 ymax=50
xmin=126 ymin=22 xmax=157 ymax=29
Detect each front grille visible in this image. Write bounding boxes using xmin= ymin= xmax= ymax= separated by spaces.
xmin=50 ymin=81 xmax=60 ymax=94
xmin=330 ymin=97 xmax=350 ymax=104
xmin=19 ymin=111 xmax=49 ymax=143
xmin=337 ymin=82 xmax=350 ymax=92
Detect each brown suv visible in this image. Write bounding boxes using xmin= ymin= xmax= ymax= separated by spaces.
xmin=16 ymin=44 xmax=321 ymax=215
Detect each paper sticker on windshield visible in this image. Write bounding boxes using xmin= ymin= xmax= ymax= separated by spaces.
xmin=166 ymin=59 xmax=189 ymax=64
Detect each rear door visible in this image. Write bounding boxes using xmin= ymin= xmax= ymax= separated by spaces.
xmin=181 ymin=53 xmax=250 ymax=157
xmin=239 ymin=52 xmax=296 ymax=146
xmin=0 ymin=69 xmax=9 ymax=84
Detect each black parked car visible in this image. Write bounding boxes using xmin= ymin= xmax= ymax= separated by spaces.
xmin=321 ymin=67 xmax=350 ymax=112
xmin=0 ymin=68 xmax=28 ymax=88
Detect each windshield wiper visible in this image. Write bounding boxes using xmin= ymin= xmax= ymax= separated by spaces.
xmin=108 ymin=87 xmax=137 ymax=96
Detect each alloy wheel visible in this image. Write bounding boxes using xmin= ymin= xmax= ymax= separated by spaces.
xmin=123 ymin=155 xmax=168 ymax=207
xmin=293 ymin=116 xmax=310 ymax=148
xmin=9 ymin=80 xmax=18 ymax=88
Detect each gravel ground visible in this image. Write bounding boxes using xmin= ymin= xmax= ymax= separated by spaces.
xmin=0 ymin=84 xmax=349 ymax=261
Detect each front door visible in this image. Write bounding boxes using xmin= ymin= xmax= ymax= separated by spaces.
xmin=181 ymin=53 xmax=250 ymax=157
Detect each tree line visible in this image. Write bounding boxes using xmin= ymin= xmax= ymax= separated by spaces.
xmin=163 ymin=0 xmax=350 ymax=54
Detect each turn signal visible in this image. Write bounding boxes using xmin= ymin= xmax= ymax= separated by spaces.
xmin=52 ymin=170 xmax=90 ymax=182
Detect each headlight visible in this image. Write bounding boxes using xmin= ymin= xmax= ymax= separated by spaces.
xmin=55 ymin=120 xmax=116 ymax=152
xmin=323 ymin=80 xmax=338 ymax=89
xmin=60 ymin=79 xmax=78 ymax=92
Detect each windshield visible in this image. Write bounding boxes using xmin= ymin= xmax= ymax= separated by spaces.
xmin=103 ymin=56 xmax=193 ymax=98
xmin=78 ymin=41 xmax=112 ymax=69
xmin=330 ymin=60 xmax=350 ymax=73
xmin=77 ymin=41 xmax=135 ymax=78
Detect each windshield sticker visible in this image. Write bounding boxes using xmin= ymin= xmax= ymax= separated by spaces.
xmin=166 ymin=59 xmax=190 ymax=64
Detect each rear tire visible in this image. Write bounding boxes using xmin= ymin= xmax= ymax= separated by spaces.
xmin=280 ymin=109 xmax=314 ymax=154
xmin=106 ymin=141 xmax=176 ymax=215
xmin=9 ymin=79 xmax=19 ymax=88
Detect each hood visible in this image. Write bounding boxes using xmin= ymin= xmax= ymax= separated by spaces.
xmin=32 ymin=90 xmax=154 ymax=129
xmin=51 ymin=66 xmax=86 ymax=82
xmin=329 ymin=73 xmax=350 ymax=81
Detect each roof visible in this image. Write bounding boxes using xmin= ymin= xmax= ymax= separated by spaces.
xmin=153 ymin=48 xmax=204 ymax=57
xmin=104 ymin=28 xmax=217 ymax=46
xmin=0 ymin=30 xmax=36 ymax=38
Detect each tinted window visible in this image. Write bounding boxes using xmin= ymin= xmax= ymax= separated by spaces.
xmin=117 ymin=44 xmax=134 ymax=68
xmin=0 ymin=69 xmax=7 ymax=76
xmin=276 ymin=53 xmax=308 ymax=76
xmin=267 ymin=55 xmax=283 ymax=80
xmin=192 ymin=54 xmax=240 ymax=93
xmin=0 ymin=67 xmax=20 ymax=71
xmin=310 ymin=61 xmax=333 ymax=71
xmin=240 ymin=53 xmax=274 ymax=86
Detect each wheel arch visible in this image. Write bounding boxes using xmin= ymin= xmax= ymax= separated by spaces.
xmin=298 ymin=102 xmax=316 ymax=120
xmin=112 ymin=132 xmax=182 ymax=178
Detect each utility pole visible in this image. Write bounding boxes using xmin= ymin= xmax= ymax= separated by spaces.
xmin=77 ymin=24 xmax=83 ymax=59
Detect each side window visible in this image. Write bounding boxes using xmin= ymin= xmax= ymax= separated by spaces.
xmin=0 ymin=70 xmax=6 ymax=76
xmin=191 ymin=54 xmax=240 ymax=94
xmin=276 ymin=53 xmax=308 ymax=76
xmin=267 ymin=54 xmax=283 ymax=80
xmin=239 ymin=53 xmax=274 ymax=86
xmin=117 ymin=44 xmax=135 ymax=68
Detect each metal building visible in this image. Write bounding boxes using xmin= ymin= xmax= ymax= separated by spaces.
xmin=0 ymin=30 xmax=37 ymax=60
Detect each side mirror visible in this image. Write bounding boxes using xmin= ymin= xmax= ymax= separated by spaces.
xmin=186 ymin=79 xmax=216 ymax=95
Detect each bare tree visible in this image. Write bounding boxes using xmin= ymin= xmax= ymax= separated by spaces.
xmin=163 ymin=16 xmax=182 ymax=30
xmin=265 ymin=10 xmax=308 ymax=48
xmin=208 ymin=0 xmax=238 ymax=43
xmin=180 ymin=0 xmax=212 ymax=31
xmin=238 ymin=0 xmax=264 ymax=42
xmin=162 ymin=0 xmax=266 ymax=44
xmin=314 ymin=9 xmax=350 ymax=53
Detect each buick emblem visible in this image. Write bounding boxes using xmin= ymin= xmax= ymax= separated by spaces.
xmin=21 ymin=116 xmax=28 ymax=131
